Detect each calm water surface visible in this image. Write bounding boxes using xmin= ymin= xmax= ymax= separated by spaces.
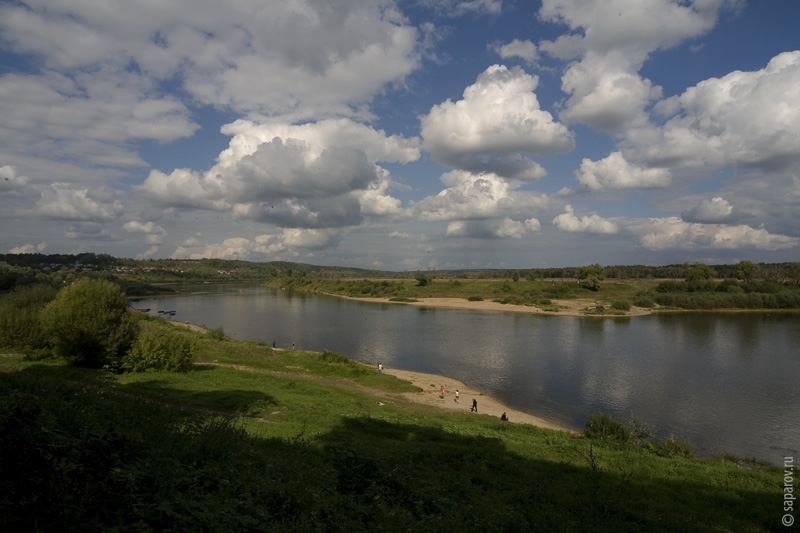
xmin=133 ymin=284 xmax=800 ymax=464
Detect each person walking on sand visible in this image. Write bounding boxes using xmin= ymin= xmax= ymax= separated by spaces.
xmin=470 ymin=398 xmax=478 ymax=412
xmin=454 ymin=390 xmax=459 ymax=404
xmin=377 ymin=362 xmax=383 ymax=373
xmin=440 ymin=385 xmax=445 ymax=399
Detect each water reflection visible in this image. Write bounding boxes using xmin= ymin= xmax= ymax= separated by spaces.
xmin=131 ymin=286 xmax=799 ymax=463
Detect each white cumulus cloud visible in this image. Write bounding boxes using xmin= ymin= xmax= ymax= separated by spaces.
xmin=552 ymin=205 xmax=619 ymax=234
xmin=576 ymin=151 xmax=671 ymax=190
xmin=420 ymin=65 xmax=574 ymax=179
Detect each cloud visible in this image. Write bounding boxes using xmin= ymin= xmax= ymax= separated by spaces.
xmin=124 ymin=221 xmax=168 ymax=245
xmin=410 ymin=170 xmax=549 ymax=222
xmin=552 ymin=205 xmax=619 ymax=234
xmin=0 ymin=165 xmax=29 ymax=188
xmin=637 ymin=51 xmax=800 ymax=172
xmin=8 ymin=242 xmax=47 ymax=254
xmin=493 ymin=39 xmax=538 ymax=64
xmin=680 ymin=197 xmax=735 ymax=224
xmin=142 ymin=119 xmax=413 ymax=231
xmin=34 ymin=184 xmax=123 ymax=222
xmin=627 ymin=217 xmax=798 ymax=251
xmin=420 ymin=0 xmax=504 ymax=17
xmin=0 ymin=1 xmax=421 ymax=120
xmin=557 ymin=51 xmax=662 ymax=131
xmin=0 ymin=71 xmax=198 ymax=168
xmin=576 ymin=151 xmax=671 ymax=189
xmin=538 ymin=0 xmax=737 ymax=132
xmin=420 ymin=65 xmax=574 ymax=179
xmin=170 ymin=228 xmax=344 ymax=260
xmin=446 ymin=217 xmax=538 ymax=239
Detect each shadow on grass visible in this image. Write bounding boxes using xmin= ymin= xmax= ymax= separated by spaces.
xmin=0 ymin=365 xmax=784 ymax=533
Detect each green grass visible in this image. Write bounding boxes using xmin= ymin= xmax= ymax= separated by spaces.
xmin=0 ymin=321 xmax=787 ymax=531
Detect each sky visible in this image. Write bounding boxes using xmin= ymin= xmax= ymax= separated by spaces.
xmin=1 ymin=0 xmax=799 ymax=271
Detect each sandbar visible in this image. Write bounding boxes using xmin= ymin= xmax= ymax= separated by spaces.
xmin=339 ymin=295 xmax=651 ymax=317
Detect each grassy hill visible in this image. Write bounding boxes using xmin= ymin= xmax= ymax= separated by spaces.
xmin=0 ymin=317 xmax=787 ymax=532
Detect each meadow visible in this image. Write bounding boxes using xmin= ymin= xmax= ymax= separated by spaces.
xmin=0 ymin=315 xmax=787 ymax=532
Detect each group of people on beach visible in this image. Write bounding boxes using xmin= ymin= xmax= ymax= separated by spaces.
xmin=438 ymin=385 xmax=507 ymax=421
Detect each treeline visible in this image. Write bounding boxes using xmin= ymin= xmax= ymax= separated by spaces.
xmin=3 ymin=253 xmax=800 ymax=290
xmin=0 ymin=253 xmax=395 ymax=288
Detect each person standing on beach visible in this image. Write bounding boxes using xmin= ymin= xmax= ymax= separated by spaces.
xmin=377 ymin=363 xmax=383 ymax=373
xmin=440 ymin=385 xmax=445 ymax=399
xmin=454 ymin=390 xmax=459 ymax=403
xmin=471 ymin=398 xmax=478 ymax=412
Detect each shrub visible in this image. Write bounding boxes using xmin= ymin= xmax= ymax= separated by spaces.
xmin=611 ymin=300 xmax=631 ymax=311
xmin=656 ymin=435 xmax=694 ymax=459
xmin=467 ymin=295 xmax=483 ymax=301
xmin=123 ymin=331 xmax=196 ymax=372
xmin=41 ymin=279 xmax=137 ymax=368
xmin=0 ymin=284 xmax=57 ymax=355
xmin=320 ymin=349 xmax=351 ymax=364
xmin=633 ymin=293 xmax=655 ymax=308
xmin=207 ymin=326 xmax=226 ymax=340
xmin=584 ymin=412 xmax=630 ymax=442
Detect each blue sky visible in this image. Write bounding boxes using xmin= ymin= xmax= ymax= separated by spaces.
xmin=2 ymin=0 xmax=799 ymax=270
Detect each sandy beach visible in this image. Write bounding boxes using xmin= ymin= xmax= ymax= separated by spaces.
xmin=340 ymin=295 xmax=651 ymax=317
xmin=379 ymin=366 xmax=578 ymax=433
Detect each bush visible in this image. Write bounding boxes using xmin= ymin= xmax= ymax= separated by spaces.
xmin=41 ymin=279 xmax=137 ymax=368
xmin=123 ymin=330 xmax=196 ymax=372
xmin=611 ymin=300 xmax=631 ymax=311
xmin=633 ymin=293 xmax=655 ymax=308
xmin=656 ymin=435 xmax=694 ymax=459
xmin=320 ymin=349 xmax=351 ymax=364
xmin=467 ymin=295 xmax=483 ymax=301
xmin=0 ymin=284 xmax=57 ymax=354
xmin=584 ymin=412 xmax=630 ymax=442
xmin=207 ymin=326 xmax=226 ymax=340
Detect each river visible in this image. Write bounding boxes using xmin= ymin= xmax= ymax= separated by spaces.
xmin=131 ymin=283 xmax=800 ymax=464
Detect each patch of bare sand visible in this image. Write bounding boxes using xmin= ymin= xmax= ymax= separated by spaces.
xmin=341 ymin=296 xmax=650 ymax=317
xmin=381 ymin=367 xmax=578 ymax=433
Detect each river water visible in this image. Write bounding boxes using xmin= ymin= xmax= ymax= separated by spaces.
xmin=132 ymin=284 xmax=800 ymax=464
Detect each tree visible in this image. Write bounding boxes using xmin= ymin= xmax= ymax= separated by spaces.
xmin=578 ymin=264 xmax=605 ymax=291
xmin=414 ymin=270 xmax=430 ymax=287
xmin=736 ymin=261 xmax=760 ymax=283
xmin=684 ymin=262 xmax=716 ymax=282
xmin=41 ymin=278 xmax=138 ymax=368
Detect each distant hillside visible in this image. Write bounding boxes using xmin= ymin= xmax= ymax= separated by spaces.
xmin=2 ymin=253 xmax=799 ymax=289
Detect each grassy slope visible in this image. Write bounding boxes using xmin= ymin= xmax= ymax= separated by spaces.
xmin=0 ymin=319 xmax=787 ymax=532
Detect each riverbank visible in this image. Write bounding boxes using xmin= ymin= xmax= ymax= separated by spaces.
xmin=165 ymin=315 xmax=575 ymax=432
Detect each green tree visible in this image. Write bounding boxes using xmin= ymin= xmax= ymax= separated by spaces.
xmin=736 ymin=260 xmax=760 ymax=283
xmin=684 ymin=262 xmax=716 ymax=282
xmin=578 ymin=264 xmax=605 ymax=291
xmin=41 ymin=279 xmax=138 ymax=368
xmin=414 ymin=270 xmax=430 ymax=287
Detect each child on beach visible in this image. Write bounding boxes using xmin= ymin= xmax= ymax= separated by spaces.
xmin=440 ymin=385 xmax=445 ymax=399
xmin=454 ymin=390 xmax=459 ymax=403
